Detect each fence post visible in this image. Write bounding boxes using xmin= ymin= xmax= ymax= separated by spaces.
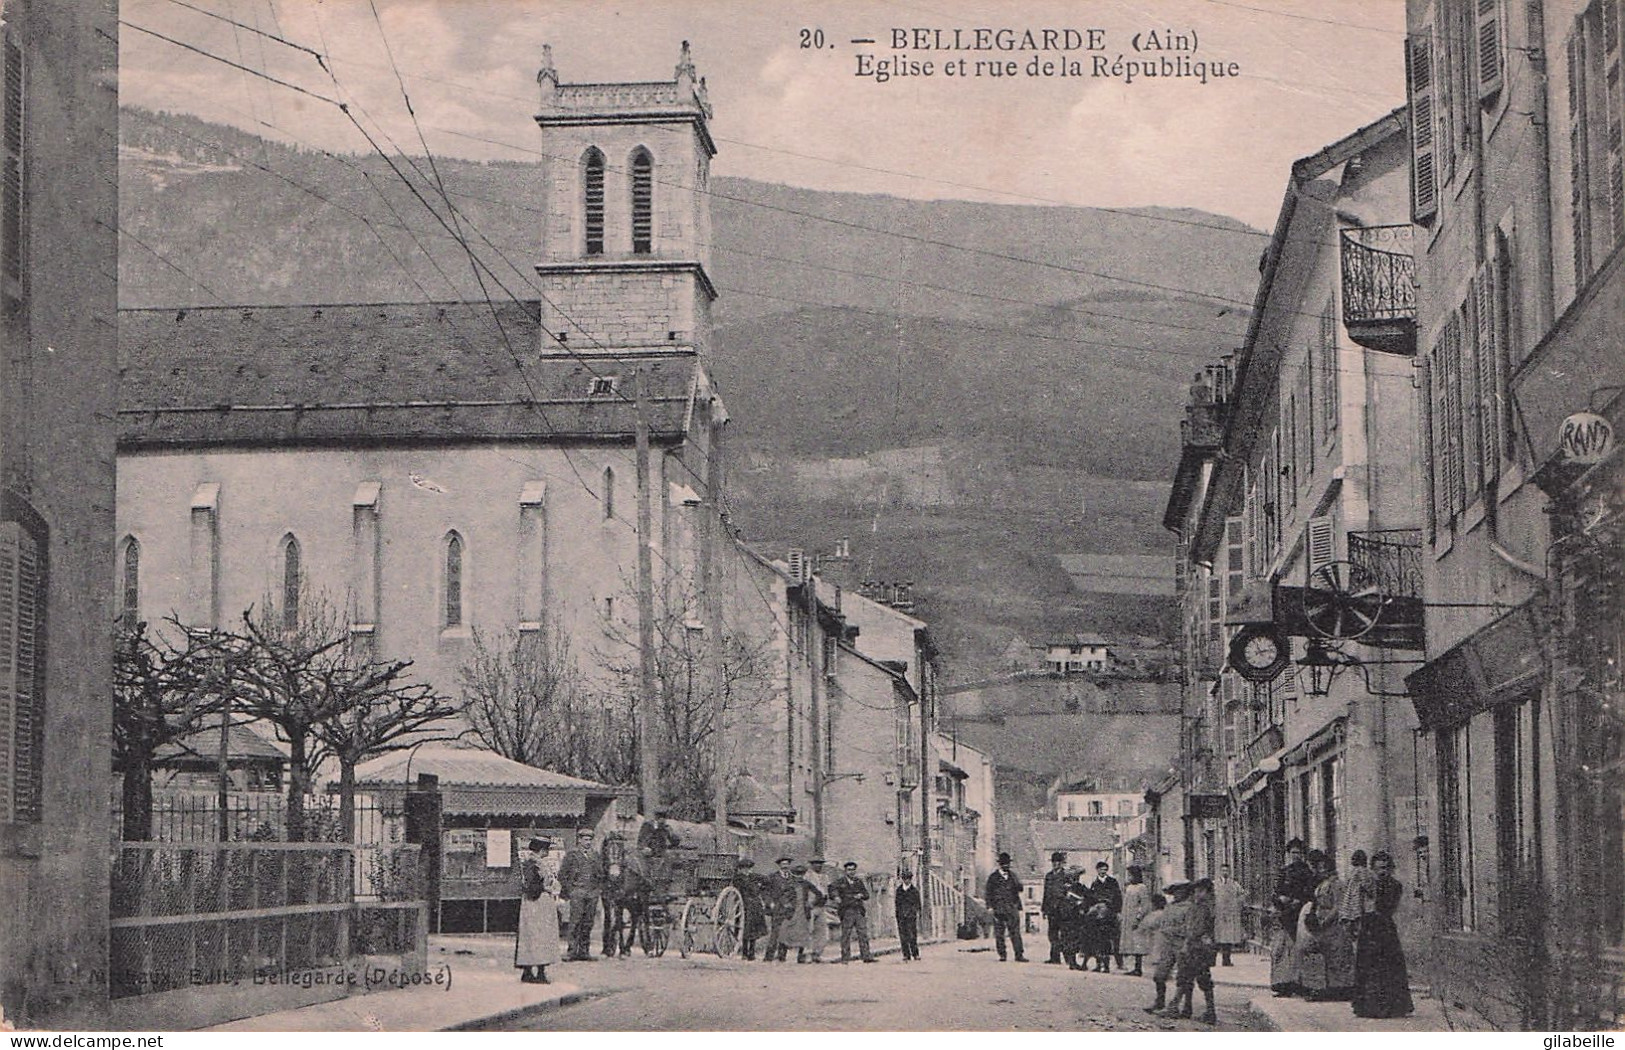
xmin=405 ymin=774 xmax=443 ymax=934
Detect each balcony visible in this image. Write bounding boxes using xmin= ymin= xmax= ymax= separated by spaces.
xmin=1341 ymin=226 xmax=1416 ymax=355
xmin=1347 ymin=529 xmax=1425 ymax=650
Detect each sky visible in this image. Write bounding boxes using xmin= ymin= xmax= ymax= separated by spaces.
xmin=119 ymin=0 xmax=1408 ymax=230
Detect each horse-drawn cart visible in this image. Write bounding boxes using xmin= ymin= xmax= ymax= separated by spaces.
xmin=651 ymin=848 xmax=746 ymax=959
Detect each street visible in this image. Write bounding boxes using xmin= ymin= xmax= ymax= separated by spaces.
xmin=477 ymin=944 xmax=1268 ymax=1031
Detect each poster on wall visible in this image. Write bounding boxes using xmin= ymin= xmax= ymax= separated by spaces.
xmin=485 ymin=827 xmax=512 ymax=868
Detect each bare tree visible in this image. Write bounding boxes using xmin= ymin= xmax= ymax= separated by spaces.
xmin=600 ymin=595 xmax=778 ymax=821
xmin=229 ymin=595 xmax=354 ymax=840
xmin=111 ymin=618 xmax=240 ymax=841
xmin=458 ymin=622 xmax=637 ymax=786
xmin=311 ymin=646 xmax=459 ymax=842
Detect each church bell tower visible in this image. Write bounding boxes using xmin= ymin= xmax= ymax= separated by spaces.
xmin=534 ymin=42 xmax=717 ymax=358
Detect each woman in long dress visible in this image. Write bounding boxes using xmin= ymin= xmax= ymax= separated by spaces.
xmin=1296 ymin=851 xmax=1356 ymax=1000
xmin=1117 ymin=866 xmax=1153 ymax=976
xmin=516 ymin=837 xmax=562 ymax=983
xmin=1352 ymin=851 xmax=1414 ymax=1018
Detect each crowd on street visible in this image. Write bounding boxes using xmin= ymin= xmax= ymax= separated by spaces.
xmin=1267 ymin=841 xmax=1415 ymax=1019
xmin=511 ymin=814 xmax=925 ymax=982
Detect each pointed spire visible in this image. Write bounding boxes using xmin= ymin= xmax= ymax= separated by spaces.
xmin=537 ymin=43 xmax=557 ymax=86
xmin=675 ymin=40 xmax=696 ymax=81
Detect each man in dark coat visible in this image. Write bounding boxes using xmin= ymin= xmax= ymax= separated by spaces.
xmin=1169 ymin=877 xmax=1218 ymax=1023
xmin=829 ymin=861 xmax=876 ymax=963
xmin=558 ymin=827 xmax=606 ymax=961
xmin=894 ymin=869 xmax=923 ymax=961
xmin=637 ymin=808 xmax=681 ymax=899
xmin=732 ymin=858 xmax=766 ymax=960
xmin=762 ymin=856 xmax=799 ymax=962
xmin=984 ymin=852 xmax=1027 ymax=962
xmin=1041 ymin=851 xmax=1072 ymax=964
xmin=1090 ymin=860 xmax=1124 ymax=971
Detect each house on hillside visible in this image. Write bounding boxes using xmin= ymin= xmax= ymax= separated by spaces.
xmin=1045 ymin=634 xmax=1111 ymax=675
xmin=1057 ymin=553 xmax=1177 ymax=597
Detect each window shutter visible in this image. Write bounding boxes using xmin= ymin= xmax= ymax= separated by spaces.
xmin=2 ymin=29 xmax=23 ymax=300
xmin=1477 ymin=0 xmax=1504 ymax=99
xmin=1306 ymin=516 xmax=1336 ymax=576
xmin=1474 ymin=263 xmax=1501 ymax=479
xmin=583 ymin=149 xmax=606 ymax=256
xmin=1408 ymin=33 xmax=1440 ymax=222
xmin=1421 ymin=357 xmax=1438 ymax=541
xmin=1570 ymin=31 xmax=1594 ymax=283
xmin=1461 ymin=288 xmax=1484 ymax=504
xmin=1446 ymin=314 xmax=1467 ymax=518
xmin=1604 ymin=0 xmax=1624 ymax=246
xmin=0 ymin=521 xmax=45 ymax=825
xmin=630 ymin=149 xmax=654 ymax=255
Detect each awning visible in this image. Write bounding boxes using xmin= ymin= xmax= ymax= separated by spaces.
xmin=1406 ymin=598 xmax=1544 ymax=731
xmin=1281 ymin=716 xmax=1347 ymax=769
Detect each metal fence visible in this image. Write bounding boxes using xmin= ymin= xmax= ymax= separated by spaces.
xmin=1340 ymin=225 xmax=1416 ymax=325
xmin=115 ymin=791 xmax=407 ymax=899
xmin=108 ymin=841 xmax=424 ymax=1000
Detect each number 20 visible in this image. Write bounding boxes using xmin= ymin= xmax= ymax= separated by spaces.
xmin=799 ymin=28 xmax=825 ymax=49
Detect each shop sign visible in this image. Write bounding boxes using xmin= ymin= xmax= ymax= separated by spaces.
xmin=1558 ymin=411 xmax=1614 ymax=465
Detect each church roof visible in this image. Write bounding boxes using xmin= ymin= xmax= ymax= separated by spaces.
xmin=119 ymin=301 xmax=700 ymax=448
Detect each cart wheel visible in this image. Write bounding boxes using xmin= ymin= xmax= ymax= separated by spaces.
xmin=640 ymin=905 xmax=667 ymax=957
xmin=712 ymin=885 xmax=744 ymax=959
xmin=650 ymin=917 xmax=669 ymax=958
xmin=678 ymin=899 xmax=699 ymax=959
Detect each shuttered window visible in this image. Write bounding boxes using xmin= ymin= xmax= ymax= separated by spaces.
xmin=1474 ymin=263 xmax=1501 ymax=482
xmin=630 ymin=148 xmax=653 ymax=255
xmin=1306 ymin=516 xmax=1336 ymax=576
xmin=1409 ymin=31 xmax=1440 ymax=222
xmin=583 ymin=148 xmax=606 ymax=256
xmin=1604 ymin=0 xmax=1624 ymax=244
xmin=1571 ymin=30 xmax=1594 ymax=284
xmin=1477 ymin=0 xmax=1504 ymax=99
xmin=1421 ymin=356 xmax=1438 ymax=542
xmin=1461 ymin=288 xmax=1484 ymax=506
xmin=2 ymin=27 xmax=23 ymax=310
xmin=0 ymin=519 xmax=46 ymax=825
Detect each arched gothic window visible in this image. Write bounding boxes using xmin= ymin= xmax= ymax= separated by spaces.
xmin=444 ymin=532 xmax=464 ymax=628
xmin=280 ymin=534 xmax=301 ymax=631
xmin=583 ymin=148 xmax=606 ymax=256
xmin=602 ymin=467 xmax=615 ymax=521
xmin=120 ymin=536 xmax=140 ymax=624
xmin=630 ymin=148 xmax=653 ymax=254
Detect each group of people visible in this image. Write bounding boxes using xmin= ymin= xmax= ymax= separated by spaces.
xmin=1269 ymin=839 xmax=1413 ymax=1018
xmin=514 ymin=813 xmax=686 ymax=984
xmin=1037 ymin=853 xmax=1138 ymax=973
xmin=731 ymin=856 xmax=922 ymax=964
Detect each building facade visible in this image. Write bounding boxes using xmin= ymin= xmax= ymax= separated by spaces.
xmin=0 ymin=0 xmax=119 ymax=1026
xmin=1168 ymin=110 xmax=1428 ymax=942
xmin=1401 ymin=0 xmax=1625 ymax=1026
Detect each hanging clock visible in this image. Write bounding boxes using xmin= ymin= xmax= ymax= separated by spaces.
xmin=1229 ymin=624 xmax=1289 ymax=683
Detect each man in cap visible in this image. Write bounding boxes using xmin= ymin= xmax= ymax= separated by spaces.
xmin=637 ymin=806 xmax=681 ymax=901
xmin=828 ymin=861 xmax=876 ymax=962
xmin=803 ymin=857 xmax=833 ymax=962
xmin=894 ymin=869 xmax=923 ymax=961
xmin=984 ymin=851 xmax=1027 ymax=962
xmin=559 ymin=827 xmax=606 ymax=961
xmin=762 ymin=856 xmax=799 ymax=961
xmin=1041 ymin=851 xmax=1072 ymax=964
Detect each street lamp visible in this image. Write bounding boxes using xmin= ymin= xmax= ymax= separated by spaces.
xmin=1297 ymin=639 xmax=1356 ymax=697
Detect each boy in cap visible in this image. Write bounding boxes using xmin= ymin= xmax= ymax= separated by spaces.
xmin=829 ymin=861 xmax=876 ymax=962
xmin=984 ymin=852 xmax=1027 ymax=962
xmin=1169 ymin=878 xmax=1218 ymax=1023
xmin=894 ymin=870 xmax=922 ymax=961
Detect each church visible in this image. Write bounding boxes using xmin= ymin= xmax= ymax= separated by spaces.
xmin=116 ymin=43 xmax=727 ymax=723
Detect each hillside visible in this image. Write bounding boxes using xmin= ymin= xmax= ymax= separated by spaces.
xmin=116 ymin=106 xmax=1262 ymax=676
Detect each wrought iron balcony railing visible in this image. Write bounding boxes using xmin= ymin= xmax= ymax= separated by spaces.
xmin=1348 ymin=528 xmax=1425 ymax=650
xmin=1341 ymin=226 xmax=1417 ymax=355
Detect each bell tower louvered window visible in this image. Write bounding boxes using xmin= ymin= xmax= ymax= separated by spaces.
xmin=631 ymin=148 xmax=653 ymax=254
xmin=0 ymin=516 xmax=47 ymax=826
xmin=583 ymin=148 xmax=606 ymax=256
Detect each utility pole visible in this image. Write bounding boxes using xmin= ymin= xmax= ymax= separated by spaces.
xmin=706 ymin=418 xmax=729 ymax=850
xmin=634 ymin=368 xmax=660 ymax=817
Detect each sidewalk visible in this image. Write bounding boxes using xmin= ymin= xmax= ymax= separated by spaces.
xmin=1212 ymin=951 xmax=1487 ymax=1032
